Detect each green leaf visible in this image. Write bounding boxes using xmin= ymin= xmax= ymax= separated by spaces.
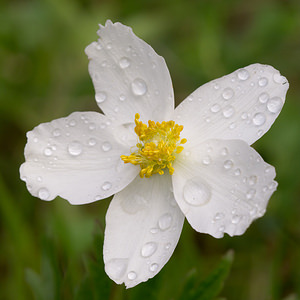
xmin=178 ymin=250 xmax=234 ymax=300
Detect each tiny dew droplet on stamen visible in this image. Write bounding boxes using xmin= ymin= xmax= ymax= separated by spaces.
xmin=120 ymin=114 xmax=187 ymax=178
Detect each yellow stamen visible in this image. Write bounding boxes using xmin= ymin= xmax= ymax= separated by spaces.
xmin=121 ymin=113 xmax=187 ymax=178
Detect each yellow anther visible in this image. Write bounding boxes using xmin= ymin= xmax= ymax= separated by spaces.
xmin=121 ymin=114 xmax=187 ymax=178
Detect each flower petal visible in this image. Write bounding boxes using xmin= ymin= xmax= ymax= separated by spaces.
xmin=20 ymin=112 xmax=138 ymax=204
xmin=104 ymin=174 xmax=184 ymax=288
xmin=174 ymin=64 xmax=289 ymax=146
xmin=172 ymin=139 xmax=277 ymax=238
xmin=85 ymin=20 xmax=174 ymax=124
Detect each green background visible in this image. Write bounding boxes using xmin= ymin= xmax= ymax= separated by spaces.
xmin=1 ymin=0 xmax=300 ymax=299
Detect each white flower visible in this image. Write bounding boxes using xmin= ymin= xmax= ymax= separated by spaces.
xmin=20 ymin=20 xmax=289 ymax=288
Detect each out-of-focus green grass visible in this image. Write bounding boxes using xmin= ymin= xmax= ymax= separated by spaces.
xmin=1 ymin=0 xmax=300 ymax=299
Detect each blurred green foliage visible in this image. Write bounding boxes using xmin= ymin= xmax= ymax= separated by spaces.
xmin=1 ymin=0 xmax=300 ymax=299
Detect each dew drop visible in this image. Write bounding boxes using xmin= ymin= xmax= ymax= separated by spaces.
xmin=222 ymin=105 xmax=235 ymax=118
xmin=127 ymin=271 xmax=137 ymax=280
xmin=183 ymin=179 xmax=211 ymax=206
xmin=213 ymin=212 xmax=225 ymax=221
xmin=246 ymin=188 xmax=256 ymax=200
xmin=149 ymin=263 xmax=159 ymax=272
xmin=102 ymin=141 xmax=112 ymax=152
xmin=232 ymin=214 xmax=241 ymax=224
xmin=252 ymin=113 xmax=266 ymax=126
xmin=95 ymin=92 xmax=107 ymax=103
xmin=273 ymin=73 xmax=286 ymax=84
xmin=141 ymin=242 xmax=157 ymax=258
xmin=237 ymin=69 xmax=249 ymax=80
xmin=68 ymin=141 xmax=83 ymax=156
xmin=158 ymin=213 xmax=172 ymax=231
xmin=38 ymin=188 xmax=50 ymax=200
xmin=102 ymin=181 xmax=112 ymax=191
xmin=221 ymin=147 xmax=228 ymax=156
xmin=52 ymin=128 xmax=61 ymax=137
xmin=119 ymin=57 xmax=131 ymax=69
xmin=119 ymin=94 xmax=126 ymax=101
xmin=88 ymin=138 xmax=97 ymax=146
xmin=202 ymin=156 xmax=212 ymax=165
xmin=267 ymin=97 xmax=283 ymax=114
xmin=44 ymin=147 xmax=53 ymax=156
xmin=258 ymin=77 xmax=268 ymax=87
xmin=222 ymin=88 xmax=234 ymax=100
xmin=131 ymin=78 xmax=147 ymax=96
xmin=258 ymin=92 xmax=269 ymax=104
xmin=89 ymin=123 xmax=96 ymax=130
xmin=69 ymin=119 xmax=76 ymax=127
xmin=248 ymin=175 xmax=257 ymax=186
xmin=210 ymin=103 xmax=221 ymax=113
xmin=234 ymin=168 xmax=241 ymax=176
xmin=223 ymin=160 xmax=233 ymax=170
xmin=106 ymin=258 xmax=128 ymax=280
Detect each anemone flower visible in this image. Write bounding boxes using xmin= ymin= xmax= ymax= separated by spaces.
xmin=20 ymin=20 xmax=289 ymax=288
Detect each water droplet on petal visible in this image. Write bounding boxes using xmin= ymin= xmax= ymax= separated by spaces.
xmin=267 ymin=97 xmax=283 ymax=114
xmin=52 ymin=128 xmax=61 ymax=137
xmin=273 ymin=73 xmax=287 ymax=84
xmin=202 ymin=156 xmax=212 ymax=165
xmin=258 ymin=77 xmax=268 ymax=87
xmin=224 ymin=160 xmax=233 ymax=170
xmin=158 ymin=213 xmax=172 ymax=231
xmin=237 ymin=69 xmax=249 ymax=80
xmin=183 ymin=179 xmax=211 ymax=206
xmin=119 ymin=57 xmax=131 ymax=69
xmin=88 ymin=138 xmax=97 ymax=146
xmin=210 ymin=103 xmax=221 ymax=113
xmin=95 ymin=92 xmax=107 ymax=103
xmin=258 ymin=92 xmax=269 ymax=104
xmin=102 ymin=141 xmax=112 ymax=152
xmin=246 ymin=188 xmax=256 ymax=200
xmin=214 ymin=212 xmax=225 ymax=221
xmin=106 ymin=258 xmax=128 ymax=280
xmin=44 ymin=147 xmax=53 ymax=156
xmin=119 ymin=94 xmax=126 ymax=101
xmin=221 ymin=147 xmax=228 ymax=156
xmin=38 ymin=188 xmax=50 ymax=200
xmin=69 ymin=119 xmax=76 ymax=127
xmin=248 ymin=175 xmax=257 ymax=186
xmin=68 ymin=141 xmax=83 ymax=156
xmin=232 ymin=214 xmax=241 ymax=224
xmin=222 ymin=105 xmax=235 ymax=118
xmin=234 ymin=168 xmax=241 ymax=176
xmin=141 ymin=242 xmax=157 ymax=258
xmin=127 ymin=271 xmax=137 ymax=280
xmin=131 ymin=78 xmax=147 ymax=96
xmin=252 ymin=113 xmax=266 ymax=126
xmin=149 ymin=263 xmax=159 ymax=272
xmin=102 ymin=181 xmax=112 ymax=191
xmin=222 ymin=88 xmax=234 ymax=100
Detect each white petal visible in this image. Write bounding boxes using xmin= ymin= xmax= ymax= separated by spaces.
xmin=104 ymin=174 xmax=184 ymax=288
xmin=174 ymin=64 xmax=289 ymax=146
xmin=85 ymin=20 xmax=174 ymax=124
xmin=20 ymin=112 xmax=138 ymax=204
xmin=172 ymin=139 xmax=277 ymax=238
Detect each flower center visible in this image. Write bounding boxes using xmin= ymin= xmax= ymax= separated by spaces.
xmin=121 ymin=113 xmax=187 ymax=178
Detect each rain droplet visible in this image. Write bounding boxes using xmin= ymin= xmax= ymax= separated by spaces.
xmin=69 ymin=119 xmax=76 ymax=126
xmin=222 ymin=88 xmax=234 ymax=100
xmin=106 ymin=258 xmax=128 ymax=280
xmin=202 ymin=156 xmax=211 ymax=165
xmin=119 ymin=57 xmax=131 ymax=69
xmin=119 ymin=94 xmax=126 ymax=101
xmin=246 ymin=188 xmax=256 ymax=200
xmin=258 ymin=77 xmax=268 ymax=87
xmin=248 ymin=175 xmax=257 ymax=186
xmin=68 ymin=141 xmax=83 ymax=156
xmin=224 ymin=160 xmax=233 ymax=170
xmin=258 ymin=92 xmax=269 ymax=104
xmin=214 ymin=212 xmax=225 ymax=221
xmin=102 ymin=181 xmax=112 ymax=191
xmin=149 ymin=263 xmax=159 ymax=272
xmin=89 ymin=123 xmax=96 ymax=130
xmin=252 ymin=113 xmax=266 ymax=126
xmin=38 ymin=188 xmax=50 ymax=200
xmin=106 ymin=42 xmax=112 ymax=49
xmin=232 ymin=214 xmax=241 ymax=224
xmin=213 ymin=83 xmax=220 ymax=90
xmin=221 ymin=147 xmax=228 ymax=156
xmin=102 ymin=141 xmax=112 ymax=152
xmin=141 ymin=242 xmax=157 ymax=258
xmin=273 ymin=73 xmax=286 ymax=84
xmin=222 ymin=105 xmax=235 ymax=118
xmin=44 ymin=147 xmax=53 ymax=156
xmin=88 ymin=138 xmax=97 ymax=146
xmin=131 ymin=78 xmax=147 ymax=96
xmin=234 ymin=168 xmax=241 ymax=176
xmin=237 ymin=69 xmax=249 ymax=80
xmin=183 ymin=179 xmax=211 ymax=206
xmin=127 ymin=271 xmax=137 ymax=280
xmin=95 ymin=92 xmax=107 ymax=103
xmin=52 ymin=128 xmax=61 ymax=137
xmin=210 ymin=103 xmax=221 ymax=113
xmin=267 ymin=97 xmax=283 ymax=114
xmin=158 ymin=213 xmax=172 ymax=231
